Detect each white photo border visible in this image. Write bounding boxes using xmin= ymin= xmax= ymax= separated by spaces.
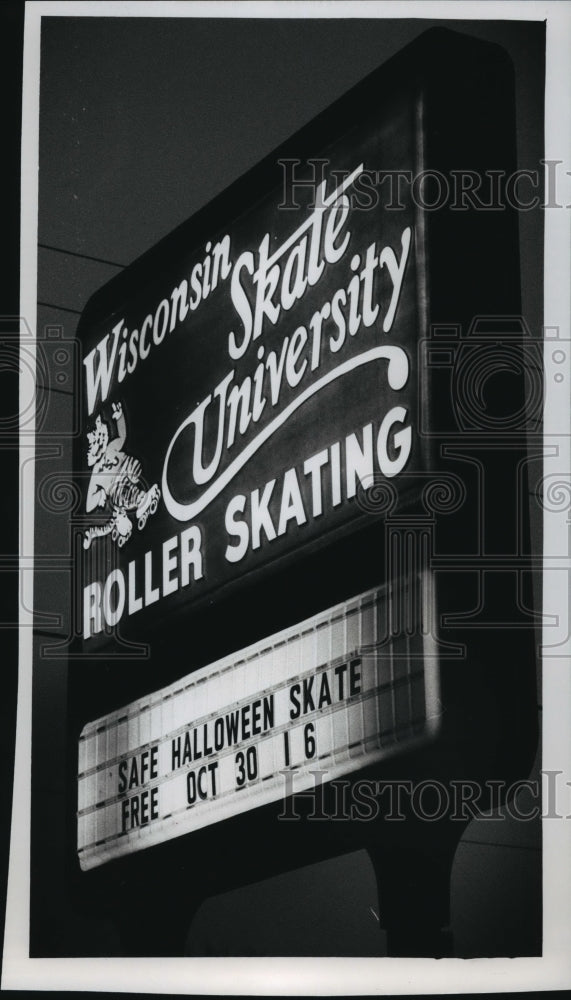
xmin=4 ymin=0 xmax=571 ymax=993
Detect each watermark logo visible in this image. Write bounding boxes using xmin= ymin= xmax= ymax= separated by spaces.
xmin=278 ymin=158 xmax=569 ymax=212
xmin=278 ymin=769 xmax=570 ymax=823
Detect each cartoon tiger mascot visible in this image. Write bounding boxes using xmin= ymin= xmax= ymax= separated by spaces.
xmin=84 ymin=401 xmax=160 ymax=549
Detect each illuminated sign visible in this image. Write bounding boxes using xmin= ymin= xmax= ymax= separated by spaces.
xmin=71 ymin=31 xmax=540 ymax=932
xmin=78 ymin=572 xmax=440 ymax=870
xmin=77 ymin=80 xmax=423 ymax=644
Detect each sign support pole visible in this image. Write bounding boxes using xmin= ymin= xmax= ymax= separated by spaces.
xmin=368 ymin=839 xmax=457 ymax=958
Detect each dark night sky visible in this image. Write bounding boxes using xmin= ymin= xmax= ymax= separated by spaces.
xmin=33 ymin=11 xmax=544 ymax=959
xmin=39 ymin=16 xmax=544 ymax=267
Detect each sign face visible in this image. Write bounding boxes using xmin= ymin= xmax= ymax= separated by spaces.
xmin=78 ymin=82 xmax=425 ymax=643
xmin=78 ymin=572 xmax=440 ymax=870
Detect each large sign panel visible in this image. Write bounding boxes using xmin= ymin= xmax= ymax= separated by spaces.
xmin=74 ymin=29 xmax=532 ymax=881
xmin=78 ymin=572 xmax=440 ymax=870
xmin=78 ymin=85 xmax=424 ymax=643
